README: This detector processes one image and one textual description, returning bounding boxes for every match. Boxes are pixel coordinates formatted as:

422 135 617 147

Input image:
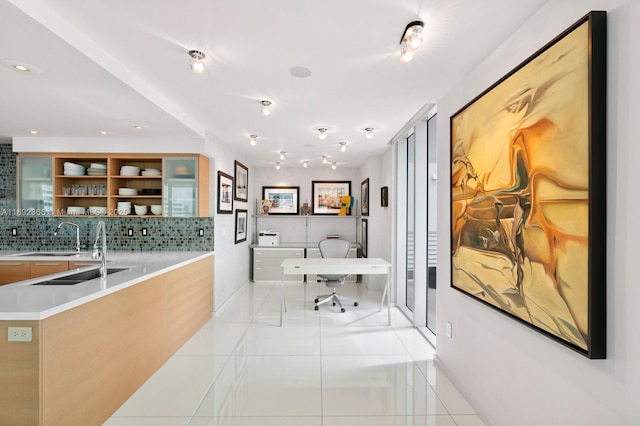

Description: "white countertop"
0 251 213 320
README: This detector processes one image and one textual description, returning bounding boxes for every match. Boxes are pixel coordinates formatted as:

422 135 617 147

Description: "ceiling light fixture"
188 50 206 73
275 162 281 170
303 160 308 168
322 155 328 164
339 142 347 152
249 134 258 146
332 162 337 170
13 64 29 72
261 100 272 116
400 21 424 63
318 128 328 140
279 151 286 160
100 131 109 135
365 127 374 139
29 130 38 135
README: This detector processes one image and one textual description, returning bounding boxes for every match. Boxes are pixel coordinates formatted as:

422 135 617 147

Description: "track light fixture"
188 50 206 73
400 21 424 63
275 162 281 170
339 142 347 152
331 162 337 170
365 127 374 139
303 160 308 168
322 155 328 164
279 151 286 160
249 134 258 146
318 128 328 140
261 100 272 116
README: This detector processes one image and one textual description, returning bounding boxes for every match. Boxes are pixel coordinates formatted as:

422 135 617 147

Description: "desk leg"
280 273 287 327
380 270 391 326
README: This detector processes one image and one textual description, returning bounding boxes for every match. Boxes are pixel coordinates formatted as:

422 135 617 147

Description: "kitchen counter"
0 250 213 320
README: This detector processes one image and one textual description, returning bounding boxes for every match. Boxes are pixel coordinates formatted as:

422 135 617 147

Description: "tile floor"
104 282 485 426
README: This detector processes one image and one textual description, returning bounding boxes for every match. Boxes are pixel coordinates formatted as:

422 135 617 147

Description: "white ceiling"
0 0 546 168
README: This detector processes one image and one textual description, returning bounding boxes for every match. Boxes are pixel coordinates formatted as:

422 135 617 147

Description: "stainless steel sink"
11 251 80 257
32 267 129 285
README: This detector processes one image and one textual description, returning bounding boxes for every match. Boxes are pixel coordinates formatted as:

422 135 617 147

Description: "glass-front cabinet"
17 156 53 216
163 157 199 217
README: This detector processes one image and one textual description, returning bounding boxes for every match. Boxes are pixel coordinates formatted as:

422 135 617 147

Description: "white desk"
280 257 392 326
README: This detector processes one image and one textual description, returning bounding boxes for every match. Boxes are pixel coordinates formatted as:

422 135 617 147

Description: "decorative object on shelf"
338 195 353 217
217 171 233 214
234 160 248 202
381 186 389 207
259 199 272 215
301 202 312 216
361 178 369 216
312 180 351 215
361 219 368 258
262 186 300 215
450 11 606 359
235 209 248 244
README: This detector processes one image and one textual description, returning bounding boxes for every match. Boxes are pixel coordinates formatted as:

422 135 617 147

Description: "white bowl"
118 188 138 196
120 166 140 176
63 170 86 176
134 205 147 216
117 201 132 207
90 163 107 169
64 162 85 170
150 205 162 215
117 208 131 215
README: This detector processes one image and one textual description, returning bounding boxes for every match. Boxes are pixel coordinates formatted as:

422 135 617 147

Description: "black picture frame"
217 171 233 214
361 178 369 216
262 186 300 215
234 209 248 244
449 11 606 359
311 180 351 215
234 160 248 202
381 186 389 207
361 219 368 258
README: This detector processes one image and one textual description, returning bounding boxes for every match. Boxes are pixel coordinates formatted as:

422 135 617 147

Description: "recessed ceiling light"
29 130 38 135
99 131 109 135
188 50 206 73
322 155 328 164
289 66 312 78
365 127 374 139
249 134 258 146
317 128 328 140
303 160 309 168
279 151 286 160
1 59 42 74
331 162 337 170
129 124 145 129
339 142 347 152
261 100 272 116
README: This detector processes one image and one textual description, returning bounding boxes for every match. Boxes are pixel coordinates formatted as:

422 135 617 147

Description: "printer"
258 230 280 246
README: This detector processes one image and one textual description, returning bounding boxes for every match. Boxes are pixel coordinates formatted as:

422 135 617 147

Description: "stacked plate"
120 165 141 176
67 206 86 215
117 201 131 215
88 206 107 215
141 168 161 177
118 187 138 196
87 163 107 176
63 162 86 176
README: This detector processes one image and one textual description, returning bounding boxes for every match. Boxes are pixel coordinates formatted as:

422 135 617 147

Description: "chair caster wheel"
314 298 319 303
354 302 359 307
341 308 346 313
332 302 336 306
314 306 319 311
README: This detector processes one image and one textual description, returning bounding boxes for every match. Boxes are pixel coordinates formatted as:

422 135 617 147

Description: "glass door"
17 156 53 215
163 157 198 217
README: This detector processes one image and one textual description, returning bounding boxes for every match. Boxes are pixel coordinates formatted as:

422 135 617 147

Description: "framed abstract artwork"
450 12 606 358
217 171 233 214
262 186 300 215
234 160 248 202
361 178 369 216
312 181 351 215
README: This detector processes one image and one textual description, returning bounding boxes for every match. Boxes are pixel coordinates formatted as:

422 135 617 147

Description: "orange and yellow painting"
450 14 606 356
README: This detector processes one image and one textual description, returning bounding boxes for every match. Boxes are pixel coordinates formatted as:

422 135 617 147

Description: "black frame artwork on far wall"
311 180 351 215
234 209 248 244
449 11 606 359
361 178 370 216
361 219 368 258
234 160 248 202
381 186 389 207
262 186 300 215
217 171 233 214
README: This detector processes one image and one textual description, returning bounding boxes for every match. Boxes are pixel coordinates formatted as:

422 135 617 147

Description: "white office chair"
314 238 358 312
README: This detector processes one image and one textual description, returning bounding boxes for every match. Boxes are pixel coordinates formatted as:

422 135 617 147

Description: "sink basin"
11 251 80 257
32 267 129 285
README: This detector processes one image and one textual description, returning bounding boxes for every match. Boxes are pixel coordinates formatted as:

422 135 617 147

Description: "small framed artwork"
217 171 233 214
381 186 389 207
361 178 370 216
234 160 248 202
235 209 248 244
312 180 351 215
361 219 368 258
262 186 300 215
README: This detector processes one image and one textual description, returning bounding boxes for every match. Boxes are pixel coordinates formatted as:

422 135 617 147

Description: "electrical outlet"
8 326 32 342
198 229 204 237
11 228 17 236
446 321 452 338
127 228 133 237
141 228 148 236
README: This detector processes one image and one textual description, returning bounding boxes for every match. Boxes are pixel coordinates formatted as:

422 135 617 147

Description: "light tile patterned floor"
104 282 484 426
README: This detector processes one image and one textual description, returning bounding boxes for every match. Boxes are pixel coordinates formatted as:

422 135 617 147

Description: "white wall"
436 1 639 425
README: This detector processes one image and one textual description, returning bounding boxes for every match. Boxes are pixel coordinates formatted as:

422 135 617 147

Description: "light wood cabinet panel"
0 261 30 285
30 261 68 279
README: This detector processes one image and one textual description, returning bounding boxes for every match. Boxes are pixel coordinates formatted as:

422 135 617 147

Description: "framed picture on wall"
235 209 248 244
217 171 233 214
262 186 300 215
312 180 351 215
234 160 248 202
381 186 389 207
361 219 368 258
361 178 369 216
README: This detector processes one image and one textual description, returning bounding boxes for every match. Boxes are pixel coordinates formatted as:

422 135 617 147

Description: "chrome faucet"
54 221 81 252
92 221 108 281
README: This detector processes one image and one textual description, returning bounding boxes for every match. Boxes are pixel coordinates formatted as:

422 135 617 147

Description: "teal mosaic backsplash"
0 143 214 252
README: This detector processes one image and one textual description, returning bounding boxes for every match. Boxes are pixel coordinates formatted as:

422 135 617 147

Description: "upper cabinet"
16 153 209 217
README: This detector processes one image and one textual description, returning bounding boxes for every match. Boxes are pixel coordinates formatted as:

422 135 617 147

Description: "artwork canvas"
262 186 300 215
450 12 606 358
217 171 233 214
234 161 248 202
361 219 368 258
235 209 248 244
361 178 369 216
312 181 351 215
